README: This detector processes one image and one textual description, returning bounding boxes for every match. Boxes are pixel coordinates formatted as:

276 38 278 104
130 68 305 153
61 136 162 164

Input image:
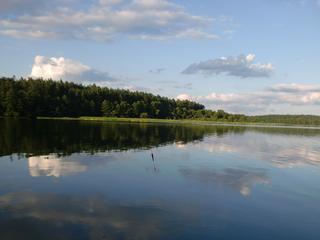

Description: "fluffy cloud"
177 83 320 114
182 54 274 78
0 0 218 41
30 55 115 83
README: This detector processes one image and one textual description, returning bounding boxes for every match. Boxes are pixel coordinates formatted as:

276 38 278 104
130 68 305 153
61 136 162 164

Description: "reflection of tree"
0 192 175 240
0 119 245 157
180 168 270 196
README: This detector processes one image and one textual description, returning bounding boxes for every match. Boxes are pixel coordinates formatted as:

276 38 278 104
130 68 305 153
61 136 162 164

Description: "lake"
0 119 319 239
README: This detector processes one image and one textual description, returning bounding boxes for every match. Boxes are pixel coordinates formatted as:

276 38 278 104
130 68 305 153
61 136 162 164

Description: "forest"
0 77 243 121
1 77 320 125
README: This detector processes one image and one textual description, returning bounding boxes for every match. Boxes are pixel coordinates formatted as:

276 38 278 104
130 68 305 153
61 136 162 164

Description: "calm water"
0 119 320 239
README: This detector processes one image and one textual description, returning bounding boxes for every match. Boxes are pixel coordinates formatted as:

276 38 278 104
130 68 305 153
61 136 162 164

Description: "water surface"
0 119 319 239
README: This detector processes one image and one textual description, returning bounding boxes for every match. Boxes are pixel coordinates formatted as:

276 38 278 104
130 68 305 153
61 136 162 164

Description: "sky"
0 0 319 115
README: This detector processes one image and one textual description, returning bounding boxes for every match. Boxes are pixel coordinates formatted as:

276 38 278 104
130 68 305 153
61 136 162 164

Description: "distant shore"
35 116 320 129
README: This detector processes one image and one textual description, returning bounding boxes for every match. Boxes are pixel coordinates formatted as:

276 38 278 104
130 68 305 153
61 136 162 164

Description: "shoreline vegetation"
1 77 320 127
36 116 320 129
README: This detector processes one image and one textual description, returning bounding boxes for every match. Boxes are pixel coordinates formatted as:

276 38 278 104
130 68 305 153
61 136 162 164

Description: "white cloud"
0 29 58 39
177 83 320 114
176 94 190 101
30 55 115 83
182 54 274 78
29 55 167 91
0 0 218 41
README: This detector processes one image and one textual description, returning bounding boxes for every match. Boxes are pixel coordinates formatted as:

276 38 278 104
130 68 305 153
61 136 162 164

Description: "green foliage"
140 112 148 118
1 77 319 125
0 78 205 119
101 100 112 116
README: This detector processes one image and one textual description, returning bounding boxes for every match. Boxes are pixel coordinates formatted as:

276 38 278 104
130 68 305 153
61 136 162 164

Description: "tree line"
1 77 320 125
0 77 242 120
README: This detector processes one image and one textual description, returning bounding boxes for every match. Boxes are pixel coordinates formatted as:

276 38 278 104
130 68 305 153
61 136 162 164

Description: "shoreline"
33 116 320 130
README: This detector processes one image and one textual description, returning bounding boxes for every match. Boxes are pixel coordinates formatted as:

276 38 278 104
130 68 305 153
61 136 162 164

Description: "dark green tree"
101 100 113 116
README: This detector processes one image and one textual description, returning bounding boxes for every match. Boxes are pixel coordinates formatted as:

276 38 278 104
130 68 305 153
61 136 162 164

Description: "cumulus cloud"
177 83 320 114
0 0 218 41
30 55 115 83
182 54 274 78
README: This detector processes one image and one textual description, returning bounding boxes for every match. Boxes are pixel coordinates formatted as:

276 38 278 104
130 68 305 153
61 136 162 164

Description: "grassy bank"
36 116 320 129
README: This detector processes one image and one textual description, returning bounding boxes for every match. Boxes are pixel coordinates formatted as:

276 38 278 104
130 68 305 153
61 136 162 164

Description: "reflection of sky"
28 155 87 177
27 153 119 178
180 168 270 196
1 128 320 239
175 131 320 168
0 192 171 240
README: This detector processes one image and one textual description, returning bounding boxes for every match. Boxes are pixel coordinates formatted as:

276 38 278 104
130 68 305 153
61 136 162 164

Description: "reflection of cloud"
180 168 269 196
175 142 236 153
177 132 320 168
0 192 170 239
28 155 87 177
274 147 320 168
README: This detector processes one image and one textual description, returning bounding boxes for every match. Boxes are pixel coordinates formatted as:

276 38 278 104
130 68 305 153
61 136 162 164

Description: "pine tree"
101 100 112 116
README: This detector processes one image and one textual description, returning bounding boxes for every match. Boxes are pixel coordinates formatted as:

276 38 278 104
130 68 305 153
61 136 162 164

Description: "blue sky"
0 0 319 114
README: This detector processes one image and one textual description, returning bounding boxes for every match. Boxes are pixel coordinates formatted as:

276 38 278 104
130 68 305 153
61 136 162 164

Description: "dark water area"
0 119 319 239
